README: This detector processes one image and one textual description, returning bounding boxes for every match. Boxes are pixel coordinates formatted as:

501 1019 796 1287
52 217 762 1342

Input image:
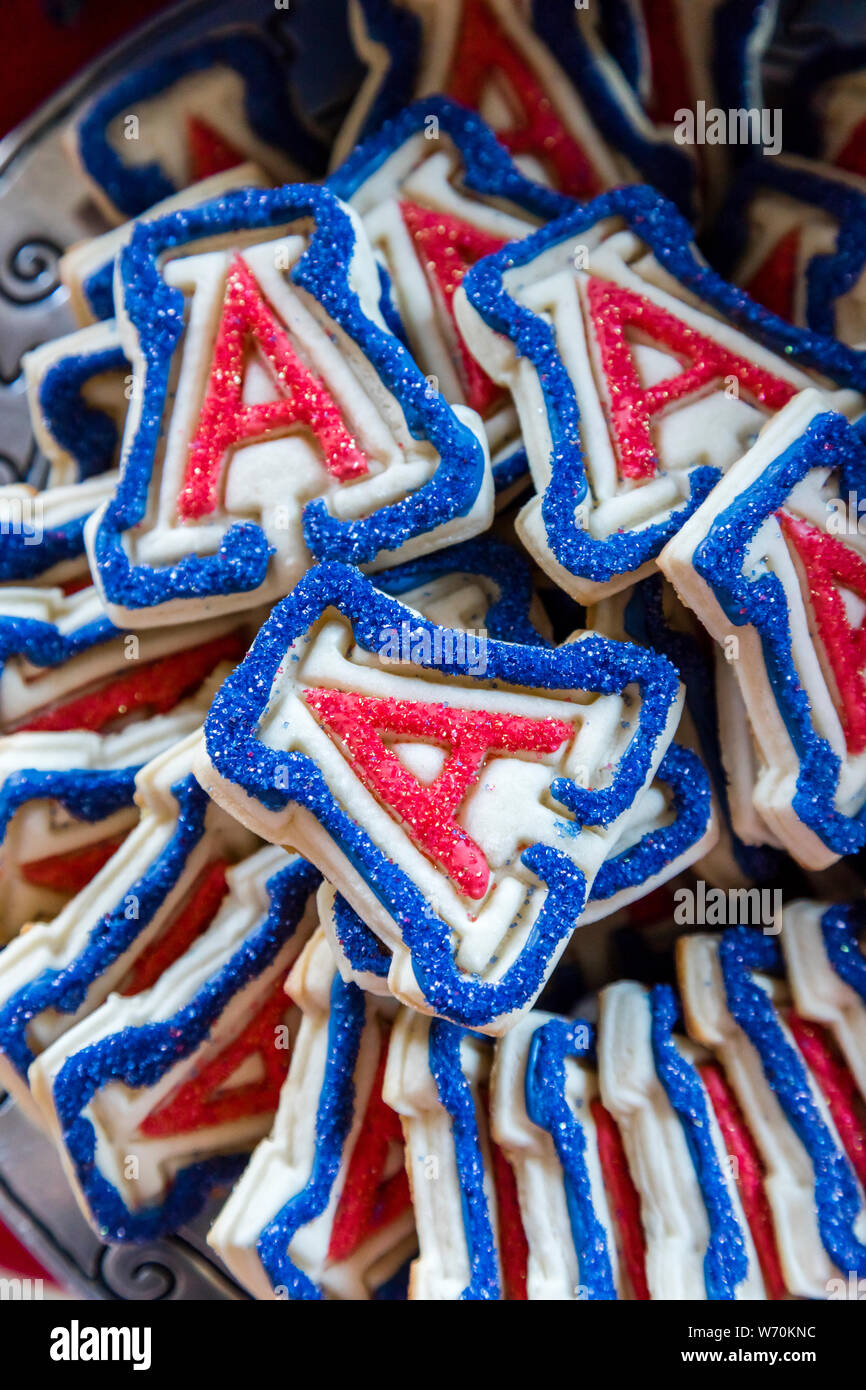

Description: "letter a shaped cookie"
86 183 492 628
329 98 572 499
491 1010 648 1299
677 929 866 1298
598 979 766 1300
0 732 258 1116
209 929 416 1300
458 185 864 605
29 848 319 1241
195 563 683 1034
662 389 866 868
337 0 694 211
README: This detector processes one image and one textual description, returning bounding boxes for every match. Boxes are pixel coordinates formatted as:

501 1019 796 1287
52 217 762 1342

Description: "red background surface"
0 0 179 138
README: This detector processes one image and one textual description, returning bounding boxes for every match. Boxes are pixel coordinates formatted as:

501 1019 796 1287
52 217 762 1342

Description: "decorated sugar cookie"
314 553 714 996
457 185 864 605
598 979 766 1300
677 929 866 1298
208 929 415 1300
382 1004 520 1300
0 475 117 588
714 155 866 347
589 573 784 885
29 848 319 1241
0 582 250 735
490 1009 647 1299
0 673 227 944
68 32 325 223
0 733 259 1117
781 900 866 1107
195 563 684 1034
660 389 866 868
0 587 249 940
526 0 696 212
338 0 694 211
330 98 571 498
86 183 492 628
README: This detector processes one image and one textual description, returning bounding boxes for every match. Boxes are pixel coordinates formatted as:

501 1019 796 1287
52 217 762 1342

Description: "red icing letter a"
303 689 573 900
400 200 506 416
178 255 368 520
585 276 797 481
140 976 293 1137
778 512 866 754
448 0 601 198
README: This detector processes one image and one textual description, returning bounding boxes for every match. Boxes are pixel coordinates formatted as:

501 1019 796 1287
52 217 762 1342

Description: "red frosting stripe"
178 254 368 521
140 974 294 1138
20 631 247 734
639 0 693 126
591 1098 650 1300
399 200 506 416
584 275 797 480
327 1030 412 1263
448 0 602 198
699 1060 787 1301
20 836 125 895
787 1011 866 1190
744 227 801 324
303 688 573 900
777 511 866 755
119 859 230 997
489 1131 528 1301
185 113 246 181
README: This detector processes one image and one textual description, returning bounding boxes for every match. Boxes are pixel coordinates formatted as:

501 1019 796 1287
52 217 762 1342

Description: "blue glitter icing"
93 183 489 614
590 744 712 899
48 857 321 1242
0 605 119 682
428 1019 500 1300
818 902 866 1005
76 34 326 218
713 158 866 341
331 894 391 980
0 516 96 587
692 408 866 856
650 983 751 1300
203 563 680 1029
0 767 139 848
524 1016 618 1298
38 343 129 481
81 261 116 323
530 0 696 216
329 95 572 220
373 534 550 646
719 927 866 1276
329 96 571 497
462 184 866 589
0 775 210 1079
256 973 367 1300
622 574 784 882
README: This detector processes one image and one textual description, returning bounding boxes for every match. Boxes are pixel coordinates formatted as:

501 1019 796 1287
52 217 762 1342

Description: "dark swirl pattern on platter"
0 238 64 306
